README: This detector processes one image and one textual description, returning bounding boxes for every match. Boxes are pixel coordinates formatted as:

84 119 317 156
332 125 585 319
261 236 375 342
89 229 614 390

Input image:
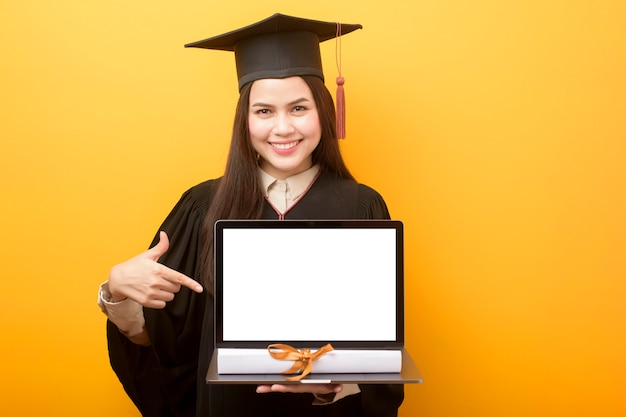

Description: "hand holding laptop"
256 383 342 395
108 231 204 308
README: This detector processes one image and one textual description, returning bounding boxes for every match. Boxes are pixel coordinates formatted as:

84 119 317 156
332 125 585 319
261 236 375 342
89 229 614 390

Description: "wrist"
102 282 128 304
109 294 128 303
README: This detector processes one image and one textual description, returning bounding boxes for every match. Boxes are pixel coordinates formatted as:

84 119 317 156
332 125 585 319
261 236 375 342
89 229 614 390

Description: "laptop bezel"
213 219 405 349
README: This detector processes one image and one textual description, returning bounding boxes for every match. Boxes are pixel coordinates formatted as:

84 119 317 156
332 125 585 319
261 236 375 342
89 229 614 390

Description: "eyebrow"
249 97 312 108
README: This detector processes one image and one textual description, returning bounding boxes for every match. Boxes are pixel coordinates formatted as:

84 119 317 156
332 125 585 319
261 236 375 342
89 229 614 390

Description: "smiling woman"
98 13 403 417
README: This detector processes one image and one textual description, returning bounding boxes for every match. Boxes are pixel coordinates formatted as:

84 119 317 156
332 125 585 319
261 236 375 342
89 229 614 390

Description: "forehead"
249 77 314 103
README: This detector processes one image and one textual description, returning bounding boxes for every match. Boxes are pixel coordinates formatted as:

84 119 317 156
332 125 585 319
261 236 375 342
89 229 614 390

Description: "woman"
99 13 404 417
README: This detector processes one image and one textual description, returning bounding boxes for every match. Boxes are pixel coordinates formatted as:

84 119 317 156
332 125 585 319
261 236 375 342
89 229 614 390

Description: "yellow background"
1 0 624 415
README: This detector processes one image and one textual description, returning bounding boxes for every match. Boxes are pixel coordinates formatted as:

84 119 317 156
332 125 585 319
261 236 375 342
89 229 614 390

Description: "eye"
292 105 306 113
254 108 271 115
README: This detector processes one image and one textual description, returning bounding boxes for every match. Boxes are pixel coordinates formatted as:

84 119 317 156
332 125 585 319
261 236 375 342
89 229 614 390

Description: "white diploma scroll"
217 348 402 374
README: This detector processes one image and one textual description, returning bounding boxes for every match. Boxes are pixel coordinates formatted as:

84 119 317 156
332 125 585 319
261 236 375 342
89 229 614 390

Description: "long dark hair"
199 75 355 292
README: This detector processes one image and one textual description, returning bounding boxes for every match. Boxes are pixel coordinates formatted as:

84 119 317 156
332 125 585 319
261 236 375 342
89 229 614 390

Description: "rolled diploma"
217 348 402 374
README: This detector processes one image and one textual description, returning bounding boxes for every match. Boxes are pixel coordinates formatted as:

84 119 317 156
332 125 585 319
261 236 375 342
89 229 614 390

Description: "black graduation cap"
184 13 362 91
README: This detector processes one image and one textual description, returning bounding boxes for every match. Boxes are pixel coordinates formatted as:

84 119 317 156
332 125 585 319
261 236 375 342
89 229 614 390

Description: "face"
248 76 322 180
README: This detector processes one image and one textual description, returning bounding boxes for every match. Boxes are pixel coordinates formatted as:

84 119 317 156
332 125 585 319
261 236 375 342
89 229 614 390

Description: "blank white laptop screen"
215 220 404 346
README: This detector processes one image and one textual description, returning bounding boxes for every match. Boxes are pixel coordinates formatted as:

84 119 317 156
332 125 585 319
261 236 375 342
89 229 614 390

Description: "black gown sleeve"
107 180 217 417
106 319 174 416
356 184 392 220
355 182 405 417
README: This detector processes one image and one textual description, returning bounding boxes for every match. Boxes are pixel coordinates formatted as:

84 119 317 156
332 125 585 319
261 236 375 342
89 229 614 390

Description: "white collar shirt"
258 164 321 214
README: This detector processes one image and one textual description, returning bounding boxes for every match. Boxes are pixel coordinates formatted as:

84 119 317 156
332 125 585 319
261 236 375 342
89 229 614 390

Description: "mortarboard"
185 13 363 138
184 13 362 90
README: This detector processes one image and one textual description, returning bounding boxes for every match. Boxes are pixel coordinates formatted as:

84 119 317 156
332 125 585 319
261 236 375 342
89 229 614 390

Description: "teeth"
271 141 299 150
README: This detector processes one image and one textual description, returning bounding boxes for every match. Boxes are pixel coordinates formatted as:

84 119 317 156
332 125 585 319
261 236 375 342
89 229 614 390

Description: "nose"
272 113 295 136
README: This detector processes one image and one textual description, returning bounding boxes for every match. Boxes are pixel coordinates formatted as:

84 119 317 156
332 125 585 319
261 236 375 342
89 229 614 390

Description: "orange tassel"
335 22 347 139
336 76 346 139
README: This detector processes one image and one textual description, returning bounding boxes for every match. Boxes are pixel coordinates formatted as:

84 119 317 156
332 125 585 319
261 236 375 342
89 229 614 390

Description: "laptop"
206 219 423 384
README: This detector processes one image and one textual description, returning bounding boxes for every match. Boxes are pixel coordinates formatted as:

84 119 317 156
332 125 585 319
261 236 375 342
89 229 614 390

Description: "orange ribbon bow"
267 343 334 381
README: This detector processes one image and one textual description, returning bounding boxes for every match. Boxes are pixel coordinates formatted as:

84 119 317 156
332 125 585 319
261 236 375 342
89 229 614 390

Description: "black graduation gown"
107 173 404 417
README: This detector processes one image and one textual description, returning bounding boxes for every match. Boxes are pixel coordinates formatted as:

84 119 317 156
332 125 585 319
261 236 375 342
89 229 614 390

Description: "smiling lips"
270 140 301 151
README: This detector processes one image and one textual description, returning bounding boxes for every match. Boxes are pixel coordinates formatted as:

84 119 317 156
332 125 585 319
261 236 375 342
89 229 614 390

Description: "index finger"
161 267 203 293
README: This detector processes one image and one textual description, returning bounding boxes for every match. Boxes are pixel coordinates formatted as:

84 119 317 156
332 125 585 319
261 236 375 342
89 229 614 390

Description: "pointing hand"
108 231 203 308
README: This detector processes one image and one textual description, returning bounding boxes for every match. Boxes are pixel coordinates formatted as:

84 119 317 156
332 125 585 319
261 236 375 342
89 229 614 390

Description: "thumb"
147 231 170 261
